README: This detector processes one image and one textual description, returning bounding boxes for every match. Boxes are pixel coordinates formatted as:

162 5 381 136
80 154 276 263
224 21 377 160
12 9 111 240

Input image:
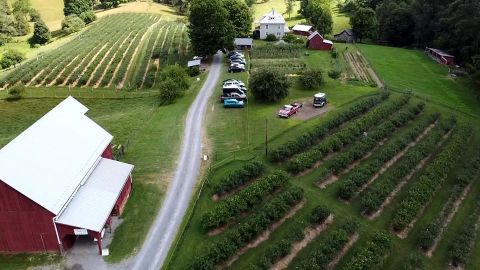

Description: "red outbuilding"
307 31 334 51
425 47 455 65
0 97 134 255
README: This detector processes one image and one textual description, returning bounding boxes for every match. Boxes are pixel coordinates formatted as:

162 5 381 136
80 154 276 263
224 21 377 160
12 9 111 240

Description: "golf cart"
313 93 327 107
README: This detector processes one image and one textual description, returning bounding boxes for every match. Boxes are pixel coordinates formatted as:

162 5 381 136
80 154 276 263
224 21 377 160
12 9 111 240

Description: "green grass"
0 253 61 270
358 44 480 117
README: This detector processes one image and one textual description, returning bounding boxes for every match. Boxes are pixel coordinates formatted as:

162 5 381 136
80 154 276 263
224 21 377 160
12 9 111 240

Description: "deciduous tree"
29 19 50 45
350 7 378 41
250 69 289 102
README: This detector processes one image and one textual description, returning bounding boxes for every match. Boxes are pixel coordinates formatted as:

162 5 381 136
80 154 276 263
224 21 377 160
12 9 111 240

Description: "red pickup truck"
278 103 303 118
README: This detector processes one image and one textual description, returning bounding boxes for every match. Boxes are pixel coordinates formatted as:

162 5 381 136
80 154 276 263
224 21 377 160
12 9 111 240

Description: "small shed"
425 47 455 65
307 31 333 51
292 24 314 36
334 29 355 43
234 38 253 50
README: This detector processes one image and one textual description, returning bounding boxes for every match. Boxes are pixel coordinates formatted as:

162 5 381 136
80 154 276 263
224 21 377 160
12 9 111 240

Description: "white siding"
260 23 285 39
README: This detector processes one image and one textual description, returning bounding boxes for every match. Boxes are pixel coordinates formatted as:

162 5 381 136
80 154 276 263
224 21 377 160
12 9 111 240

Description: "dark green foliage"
201 170 290 232
159 78 182 105
286 94 410 174
188 66 200 77
343 232 393 270
62 15 85 34
328 69 341 79
416 222 440 250
63 0 94 16
5 83 25 101
0 48 25 69
309 205 330 224
29 8 41 22
299 69 323 89
391 125 472 231
448 202 480 266
350 7 378 41
360 117 455 214
79 10 96 24
265 34 277 42
300 0 333 35
158 65 190 90
270 93 389 162
29 19 50 45
211 161 265 195
193 187 304 269
402 252 426 270
250 69 289 102
223 0 252 37
100 0 121 9
189 0 234 55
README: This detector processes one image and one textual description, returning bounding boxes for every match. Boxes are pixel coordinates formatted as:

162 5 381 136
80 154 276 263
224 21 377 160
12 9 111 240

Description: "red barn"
425 47 455 65
292 24 314 36
0 97 134 255
307 31 333 50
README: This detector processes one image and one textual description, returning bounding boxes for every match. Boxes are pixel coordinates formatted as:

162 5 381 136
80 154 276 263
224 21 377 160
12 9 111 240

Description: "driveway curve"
132 52 223 270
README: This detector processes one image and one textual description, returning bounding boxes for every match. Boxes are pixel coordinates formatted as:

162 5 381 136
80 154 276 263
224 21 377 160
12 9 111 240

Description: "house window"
277 32 281 36
278 26 280 30
266 24 269 29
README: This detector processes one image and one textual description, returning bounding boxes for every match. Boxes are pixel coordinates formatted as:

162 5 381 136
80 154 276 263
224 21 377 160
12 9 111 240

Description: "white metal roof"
292 24 313 32
188 59 201 67
315 93 326 98
234 38 253 46
258 9 286 24
0 97 113 214
56 158 133 231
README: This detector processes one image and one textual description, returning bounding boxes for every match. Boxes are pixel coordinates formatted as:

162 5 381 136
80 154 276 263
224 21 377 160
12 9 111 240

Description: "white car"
223 81 246 88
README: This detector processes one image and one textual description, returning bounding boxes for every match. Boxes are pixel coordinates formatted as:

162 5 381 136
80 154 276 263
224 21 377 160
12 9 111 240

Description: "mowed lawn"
358 44 480 116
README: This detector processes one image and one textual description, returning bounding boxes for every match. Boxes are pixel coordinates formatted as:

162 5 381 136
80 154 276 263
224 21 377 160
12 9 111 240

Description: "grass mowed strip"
358 44 480 116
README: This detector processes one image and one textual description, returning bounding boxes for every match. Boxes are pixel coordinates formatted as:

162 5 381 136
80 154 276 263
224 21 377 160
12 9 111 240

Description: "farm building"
425 47 455 65
256 9 289 40
234 38 253 50
0 97 134 255
307 31 333 50
334 29 355 43
292 24 314 36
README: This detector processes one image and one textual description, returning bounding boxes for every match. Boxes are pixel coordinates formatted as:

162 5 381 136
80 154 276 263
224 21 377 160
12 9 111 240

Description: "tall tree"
308 2 333 35
223 0 252 37
377 0 414 46
29 19 50 45
13 11 30 35
63 0 94 16
12 0 31 15
189 0 234 55
285 0 294 18
350 7 378 41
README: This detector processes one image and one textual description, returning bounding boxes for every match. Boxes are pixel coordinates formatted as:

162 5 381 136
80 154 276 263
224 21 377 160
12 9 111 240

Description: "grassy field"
358 44 480 117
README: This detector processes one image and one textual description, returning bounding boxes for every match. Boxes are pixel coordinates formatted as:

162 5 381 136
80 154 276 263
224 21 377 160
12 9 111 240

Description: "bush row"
316 100 422 185
448 200 480 266
248 205 332 270
286 95 413 174
360 117 456 214
391 125 472 231
292 218 360 269
132 24 163 88
401 253 426 270
343 232 393 270
192 186 305 270
211 161 265 196
336 108 433 200
415 151 480 250
201 170 289 232
269 93 389 162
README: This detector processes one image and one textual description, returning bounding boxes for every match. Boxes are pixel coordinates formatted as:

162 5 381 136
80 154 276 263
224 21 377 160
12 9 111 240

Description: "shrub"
299 69 323 89
211 161 265 195
250 69 289 102
402 253 426 270
6 83 25 101
343 232 393 270
79 11 96 24
188 66 200 77
158 64 190 90
265 34 277 41
29 8 41 22
309 205 330 224
328 69 341 79
416 223 440 250
29 19 50 45
449 205 480 266
62 15 85 34
0 49 25 69
331 48 338 58
159 78 182 104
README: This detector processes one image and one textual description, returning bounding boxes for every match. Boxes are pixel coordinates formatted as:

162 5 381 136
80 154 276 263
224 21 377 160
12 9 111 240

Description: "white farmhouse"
257 9 289 40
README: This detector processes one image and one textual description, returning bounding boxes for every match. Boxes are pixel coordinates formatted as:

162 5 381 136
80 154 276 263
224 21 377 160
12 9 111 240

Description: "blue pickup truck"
224 99 244 108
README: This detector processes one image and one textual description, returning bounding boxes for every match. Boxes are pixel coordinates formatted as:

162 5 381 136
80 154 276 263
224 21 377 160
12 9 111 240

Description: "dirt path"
219 200 306 269
367 128 453 220
116 20 161 89
93 32 134 88
327 233 359 270
270 215 334 270
426 184 472 257
83 36 125 87
71 44 108 87
350 123 436 201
